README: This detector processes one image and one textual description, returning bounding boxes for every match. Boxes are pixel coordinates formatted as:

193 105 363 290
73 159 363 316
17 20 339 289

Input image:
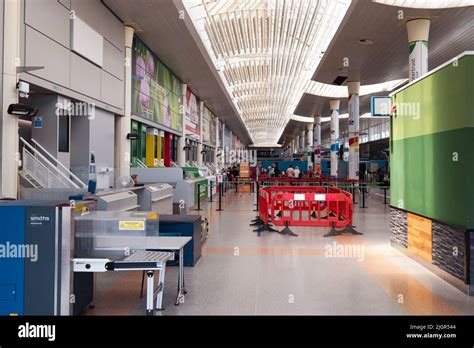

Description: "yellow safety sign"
119 221 145 230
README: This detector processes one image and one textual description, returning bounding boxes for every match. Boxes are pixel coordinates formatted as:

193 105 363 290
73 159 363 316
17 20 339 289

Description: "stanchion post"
254 181 259 212
209 181 213 203
383 187 388 205
196 184 202 211
361 182 368 208
217 182 223 211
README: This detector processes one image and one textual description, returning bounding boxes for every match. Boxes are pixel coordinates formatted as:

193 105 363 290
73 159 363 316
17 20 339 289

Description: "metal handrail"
22 148 70 188
136 159 147 168
30 138 87 188
20 137 81 189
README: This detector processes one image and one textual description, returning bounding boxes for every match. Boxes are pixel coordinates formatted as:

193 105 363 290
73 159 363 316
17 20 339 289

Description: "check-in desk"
131 167 201 210
96 191 139 211
137 184 173 214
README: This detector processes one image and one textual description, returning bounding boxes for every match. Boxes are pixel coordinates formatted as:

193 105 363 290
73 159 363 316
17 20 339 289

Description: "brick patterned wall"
390 207 407 248
432 221 466 281
469 231 473 292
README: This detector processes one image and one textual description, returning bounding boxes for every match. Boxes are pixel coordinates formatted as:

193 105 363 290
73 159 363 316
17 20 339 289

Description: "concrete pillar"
1 0 20 197
306 123 313 169
330 100 340 178
214 117 218 168
197 101 204 167
300 131 305 152
222 121 226 166
306 124 313 150
347 81 360 180
115 25 134 182
407 19 430 81
314 115 321 176
178 83 187 167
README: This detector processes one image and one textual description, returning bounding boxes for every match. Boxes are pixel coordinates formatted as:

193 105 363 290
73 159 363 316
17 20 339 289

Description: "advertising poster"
202 106 211 144
185 89 200 139
132 37 183 133
224 125 231 149
218 120 224 148
210 113 217 147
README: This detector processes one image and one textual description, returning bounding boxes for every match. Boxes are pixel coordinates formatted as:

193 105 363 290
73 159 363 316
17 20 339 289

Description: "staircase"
21 172 43 188
19 137 87 189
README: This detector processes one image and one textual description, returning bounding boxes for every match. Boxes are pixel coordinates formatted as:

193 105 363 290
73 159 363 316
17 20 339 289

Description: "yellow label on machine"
119 221 145 230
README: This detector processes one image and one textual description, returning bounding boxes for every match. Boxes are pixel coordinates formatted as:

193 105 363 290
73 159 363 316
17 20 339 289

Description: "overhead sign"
371 96 392 117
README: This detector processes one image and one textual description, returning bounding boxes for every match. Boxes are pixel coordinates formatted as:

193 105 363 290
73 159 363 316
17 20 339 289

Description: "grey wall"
70 107 115 188
70 112 90 182
90 108 115 188
20 0 124 114
29 95 60 158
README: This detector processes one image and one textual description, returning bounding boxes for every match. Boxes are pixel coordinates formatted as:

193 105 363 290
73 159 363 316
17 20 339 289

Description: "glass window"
58 115 69 153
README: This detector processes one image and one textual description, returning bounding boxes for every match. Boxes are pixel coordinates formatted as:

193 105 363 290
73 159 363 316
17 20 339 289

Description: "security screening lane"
84 186 474 316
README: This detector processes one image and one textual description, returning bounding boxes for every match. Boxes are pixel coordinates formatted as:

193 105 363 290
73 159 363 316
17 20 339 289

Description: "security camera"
17 81 30 98
7 103 38 117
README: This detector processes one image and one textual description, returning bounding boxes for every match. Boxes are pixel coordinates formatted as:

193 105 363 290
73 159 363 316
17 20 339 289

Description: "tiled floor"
83 189 474 316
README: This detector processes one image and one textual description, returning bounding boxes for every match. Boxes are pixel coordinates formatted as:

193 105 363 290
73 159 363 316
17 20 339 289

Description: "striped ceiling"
183 0 351 146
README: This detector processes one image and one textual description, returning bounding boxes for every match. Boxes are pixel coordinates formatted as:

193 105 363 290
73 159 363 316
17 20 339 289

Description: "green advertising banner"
132 37 183 133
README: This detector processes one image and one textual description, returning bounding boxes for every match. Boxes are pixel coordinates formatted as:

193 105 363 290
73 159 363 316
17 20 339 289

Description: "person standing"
286 165 295 178
294 166 301 179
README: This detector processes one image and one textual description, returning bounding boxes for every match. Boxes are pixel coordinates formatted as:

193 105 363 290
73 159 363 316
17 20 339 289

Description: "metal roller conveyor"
73 250 173 315
72 211 173 315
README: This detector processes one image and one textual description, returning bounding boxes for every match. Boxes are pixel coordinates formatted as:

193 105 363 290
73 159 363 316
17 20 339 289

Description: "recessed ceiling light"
358 39 374 46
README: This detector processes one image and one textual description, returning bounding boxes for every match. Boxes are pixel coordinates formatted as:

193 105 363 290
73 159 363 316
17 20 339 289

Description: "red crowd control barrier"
258 185 355 230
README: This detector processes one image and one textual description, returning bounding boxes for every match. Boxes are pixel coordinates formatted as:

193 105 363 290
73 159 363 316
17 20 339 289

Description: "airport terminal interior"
0 0 473 317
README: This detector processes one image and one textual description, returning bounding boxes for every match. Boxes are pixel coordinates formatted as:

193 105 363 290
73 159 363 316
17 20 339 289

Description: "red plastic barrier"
258 185 353 228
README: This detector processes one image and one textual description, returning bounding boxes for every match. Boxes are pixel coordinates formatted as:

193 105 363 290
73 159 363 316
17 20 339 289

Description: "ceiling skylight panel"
183 0 352 145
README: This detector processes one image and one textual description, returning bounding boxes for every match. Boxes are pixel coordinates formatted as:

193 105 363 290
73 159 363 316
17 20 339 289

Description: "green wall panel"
391 127 474 229
392 55 474 141
390 54 474 229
